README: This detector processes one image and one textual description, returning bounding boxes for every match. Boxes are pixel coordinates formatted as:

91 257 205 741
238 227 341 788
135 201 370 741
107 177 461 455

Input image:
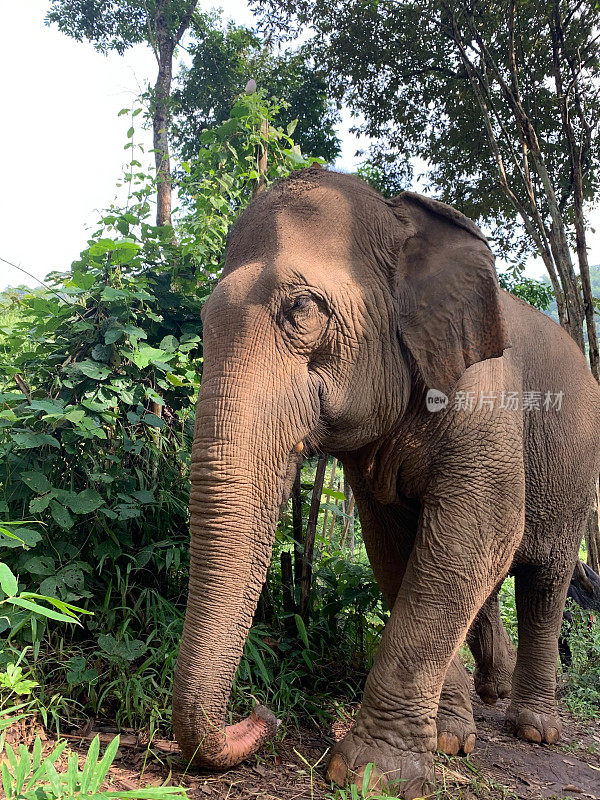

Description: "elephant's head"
172 167 509 767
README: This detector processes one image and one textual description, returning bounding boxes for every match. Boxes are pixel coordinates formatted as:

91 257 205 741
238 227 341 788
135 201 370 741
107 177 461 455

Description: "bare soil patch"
11 681 599 800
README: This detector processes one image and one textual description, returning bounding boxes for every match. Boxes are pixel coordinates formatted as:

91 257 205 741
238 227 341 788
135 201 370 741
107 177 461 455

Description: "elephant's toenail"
437 732 459 755
464 733 476 754
518 724 542 744
546 727 560 744
326 753 349 785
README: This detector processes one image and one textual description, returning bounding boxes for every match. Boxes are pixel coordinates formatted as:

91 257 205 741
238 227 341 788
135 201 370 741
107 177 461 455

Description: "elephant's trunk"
172 368 310 768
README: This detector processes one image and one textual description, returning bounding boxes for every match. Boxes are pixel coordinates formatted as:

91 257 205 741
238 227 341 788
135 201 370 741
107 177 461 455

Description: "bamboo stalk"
321 457 338 538
328 478 342 541
299 455 327 621
340 493 355 550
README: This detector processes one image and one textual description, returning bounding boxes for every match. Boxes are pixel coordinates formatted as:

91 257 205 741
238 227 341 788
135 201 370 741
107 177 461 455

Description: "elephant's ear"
387 191 511 394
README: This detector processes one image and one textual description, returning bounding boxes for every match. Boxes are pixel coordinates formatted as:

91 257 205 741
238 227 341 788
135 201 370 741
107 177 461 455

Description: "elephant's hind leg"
506 563 568 744
438 584 516 754
467 585 516 705
436 655 476 755
507 497 593 745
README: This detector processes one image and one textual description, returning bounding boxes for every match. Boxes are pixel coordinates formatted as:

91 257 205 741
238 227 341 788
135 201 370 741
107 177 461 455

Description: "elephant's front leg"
349 474 477 758
327 468 525 799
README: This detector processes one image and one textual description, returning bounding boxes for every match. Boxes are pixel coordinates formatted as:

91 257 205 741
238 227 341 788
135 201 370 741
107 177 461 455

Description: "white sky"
0 0 598 292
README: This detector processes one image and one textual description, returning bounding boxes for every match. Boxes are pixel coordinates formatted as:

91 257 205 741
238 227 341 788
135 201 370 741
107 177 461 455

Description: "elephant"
172 166 600 798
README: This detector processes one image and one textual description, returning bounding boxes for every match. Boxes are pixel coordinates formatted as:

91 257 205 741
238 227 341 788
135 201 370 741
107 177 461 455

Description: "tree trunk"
280 550 297 634
153 34 174 228
151 0 199 228
299 455 327 622
446 4 592 365
292 466 303 591
328 478 342 540
321 456 337 538
341 494 355 552
585 478 600 574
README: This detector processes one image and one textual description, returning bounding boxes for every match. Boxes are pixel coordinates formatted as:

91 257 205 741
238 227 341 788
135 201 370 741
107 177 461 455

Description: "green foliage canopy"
254 0 600 265
45 0 192 54
173 13 340 163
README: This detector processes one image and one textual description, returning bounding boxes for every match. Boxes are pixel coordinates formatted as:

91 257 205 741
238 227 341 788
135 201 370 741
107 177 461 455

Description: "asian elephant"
172 166 600 798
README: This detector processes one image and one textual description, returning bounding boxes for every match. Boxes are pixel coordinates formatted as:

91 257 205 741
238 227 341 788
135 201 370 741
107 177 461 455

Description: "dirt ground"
10 682 600 800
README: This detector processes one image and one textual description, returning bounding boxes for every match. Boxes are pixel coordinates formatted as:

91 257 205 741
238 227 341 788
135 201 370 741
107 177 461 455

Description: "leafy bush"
561 603 600 719
498 577 518 645
0 92 328 733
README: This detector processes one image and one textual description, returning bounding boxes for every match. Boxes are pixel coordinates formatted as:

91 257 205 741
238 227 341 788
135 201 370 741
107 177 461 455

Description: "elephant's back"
500 290 600 527
500 289 598 403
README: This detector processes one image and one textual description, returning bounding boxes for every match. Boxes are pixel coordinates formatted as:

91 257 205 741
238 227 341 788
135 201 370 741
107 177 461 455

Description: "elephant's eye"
290 296 316 314
279 293 328 342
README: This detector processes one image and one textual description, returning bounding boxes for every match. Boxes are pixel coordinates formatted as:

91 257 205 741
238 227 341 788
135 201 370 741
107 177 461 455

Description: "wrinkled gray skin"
172 168 600 798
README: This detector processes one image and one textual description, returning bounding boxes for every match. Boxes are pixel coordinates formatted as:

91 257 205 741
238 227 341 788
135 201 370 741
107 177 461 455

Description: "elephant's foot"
505 703 561 744
473 649 515 706
467 592 516 706
436 703 476 756
436 653 477 756
326 724 435 800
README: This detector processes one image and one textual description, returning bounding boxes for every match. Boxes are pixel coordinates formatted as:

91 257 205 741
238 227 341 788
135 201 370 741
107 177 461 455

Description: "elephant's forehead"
267 194 354 289
224 185 355 281
274 185 353 260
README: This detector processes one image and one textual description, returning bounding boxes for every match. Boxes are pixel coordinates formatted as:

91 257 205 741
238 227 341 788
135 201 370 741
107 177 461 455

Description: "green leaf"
1 761 12 800
81 733 100 793
142 413 164 428
20 471 51 494
77 360 112 380
50 500 74 530
322 488 346 501
30 399 65 415
159 334 178 353
12 431 60 449
9 597 81 624
69 271 95 290
94 735 121 789
101 791 188 798
105 325 124 344
111 240 141 265
65 488 104 515
82 398 112 412
64 408 86 424
117 506 141 520
131 489 154 504
92 343 112 361
29 494 52 513
122 324 147 341
101 286 129 301
128 345 176 369
88 238 116 257
66 656 98 686
0 562 18 596
0 527 42 549
294 614 310 650
22 556 55 576
165 372 185 387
